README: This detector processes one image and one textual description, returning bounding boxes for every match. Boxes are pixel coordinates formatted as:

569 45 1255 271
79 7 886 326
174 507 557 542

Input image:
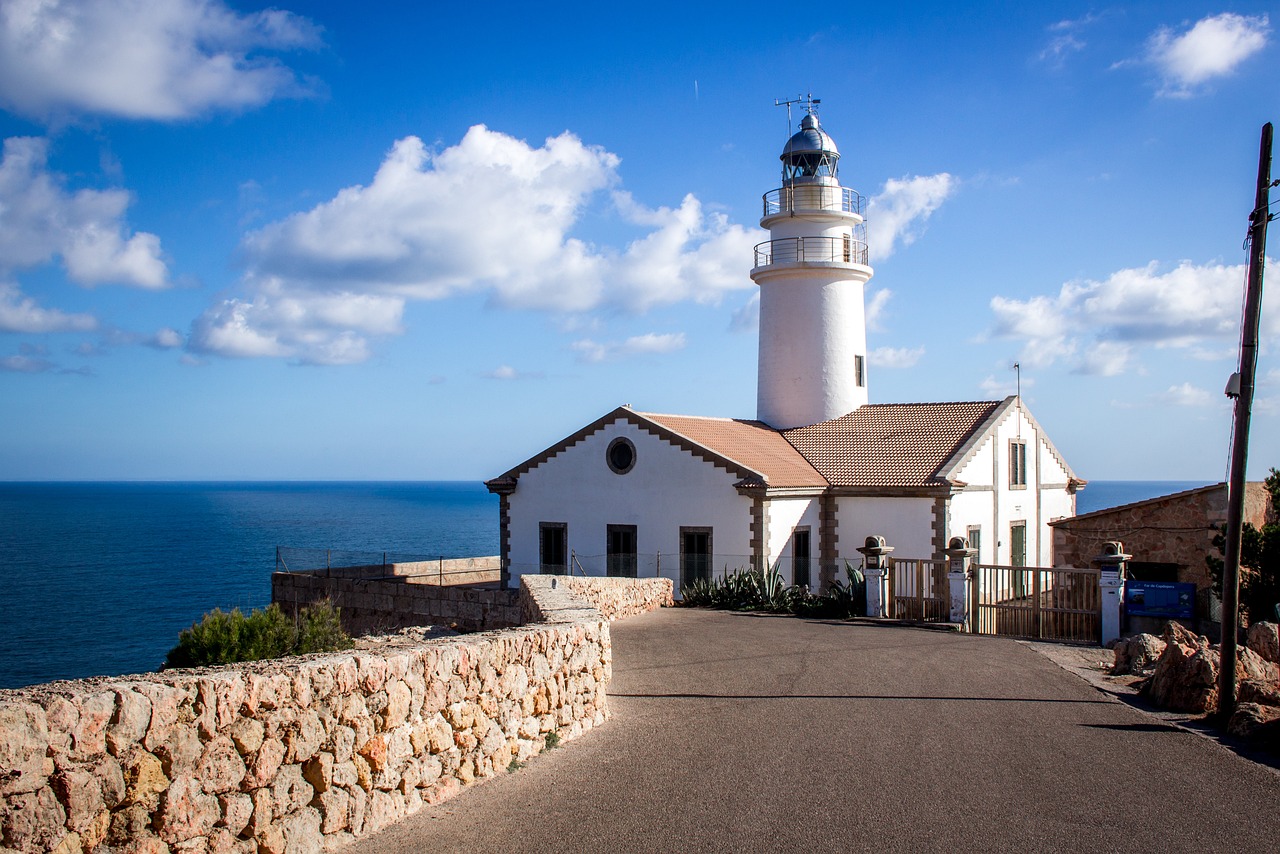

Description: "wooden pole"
1220 122 1273 720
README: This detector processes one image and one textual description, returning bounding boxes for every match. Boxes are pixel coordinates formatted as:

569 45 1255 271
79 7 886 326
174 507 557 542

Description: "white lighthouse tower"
752 101 874 429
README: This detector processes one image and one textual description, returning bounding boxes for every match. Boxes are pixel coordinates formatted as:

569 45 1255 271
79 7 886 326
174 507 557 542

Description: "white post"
1095 541 1131 647
857 536 894 618
944 536 977 627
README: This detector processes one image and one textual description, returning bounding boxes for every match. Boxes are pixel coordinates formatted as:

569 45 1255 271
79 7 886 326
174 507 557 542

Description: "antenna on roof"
1012 361 1021 401
774 93 820 137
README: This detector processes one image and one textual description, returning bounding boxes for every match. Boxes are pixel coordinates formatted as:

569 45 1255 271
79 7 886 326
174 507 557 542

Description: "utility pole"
1220 122 1274 720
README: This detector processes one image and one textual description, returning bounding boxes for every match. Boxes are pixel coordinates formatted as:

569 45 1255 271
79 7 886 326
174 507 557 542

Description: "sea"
0 479 1211 690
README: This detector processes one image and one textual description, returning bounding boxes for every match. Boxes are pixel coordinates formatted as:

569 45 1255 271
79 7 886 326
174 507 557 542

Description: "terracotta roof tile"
637 412 828 489
782 401 1004 487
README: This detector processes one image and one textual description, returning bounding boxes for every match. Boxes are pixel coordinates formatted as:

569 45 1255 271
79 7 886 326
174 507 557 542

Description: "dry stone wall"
560 577 674 621
0 578 615 853
272 572 521 635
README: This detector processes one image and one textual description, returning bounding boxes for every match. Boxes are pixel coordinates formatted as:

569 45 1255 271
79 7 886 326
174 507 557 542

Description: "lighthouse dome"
780 112 839 183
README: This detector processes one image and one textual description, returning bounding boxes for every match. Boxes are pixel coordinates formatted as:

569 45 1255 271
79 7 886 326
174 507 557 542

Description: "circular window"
606 437 636 474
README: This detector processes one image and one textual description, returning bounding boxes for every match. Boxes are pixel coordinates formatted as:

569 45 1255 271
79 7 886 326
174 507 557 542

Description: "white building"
486 104 1082 591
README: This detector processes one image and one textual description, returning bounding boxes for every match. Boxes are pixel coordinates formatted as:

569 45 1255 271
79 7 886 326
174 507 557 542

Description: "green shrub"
680 559 867 619
163 600 352 670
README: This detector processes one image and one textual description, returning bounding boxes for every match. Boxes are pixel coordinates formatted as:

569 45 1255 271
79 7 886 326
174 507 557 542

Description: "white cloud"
0 282 96 333
729 292 760 333
1154 382 1213 407
0 137 167 288
193 126 760 364
989 260 1274 373
149 327 184 349
0 353 55 373
866 174 955 260
0 0 321 120
865 288 893 331
869 346 924 369
1144 13 1270 96
483 365 543 381
1039 14 1098 67
980 373 1034 399
571 332 686 363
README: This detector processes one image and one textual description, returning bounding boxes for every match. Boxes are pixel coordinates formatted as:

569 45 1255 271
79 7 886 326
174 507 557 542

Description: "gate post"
1094 541 1130 646
944 536 977 628
857 536 893 618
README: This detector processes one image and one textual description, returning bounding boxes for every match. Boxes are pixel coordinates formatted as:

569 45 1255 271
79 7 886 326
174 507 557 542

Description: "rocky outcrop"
0 577 616 853
1246 621 1280 664
1140 622 1280 714
1112 634 1167 676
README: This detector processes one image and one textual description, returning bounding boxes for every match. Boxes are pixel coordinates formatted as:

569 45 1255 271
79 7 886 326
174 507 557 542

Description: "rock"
381 681 411 730
51 767 104 832
1227 702 1280 738
1239 677 1280 707
271 764 314 816
302 753 333 793
1141 623 1280 713
107 689 153 756
155 726 204 778
197 736 247 795
0 701 49 796
1 785 67 850
279 806 322 854
217 791 254 837
96 754 127 809
1112 633 1167 676
284 710 324 763
156 775 220 844
317 787 349 834
244 787 273 838
242 738 285 790
1247 621 1280 664
70 691 115 759
230 718 266 757
121 747 170 807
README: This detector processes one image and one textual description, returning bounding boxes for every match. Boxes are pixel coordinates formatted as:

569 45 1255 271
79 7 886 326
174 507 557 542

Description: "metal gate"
971 564 1101 643
887 558 949 622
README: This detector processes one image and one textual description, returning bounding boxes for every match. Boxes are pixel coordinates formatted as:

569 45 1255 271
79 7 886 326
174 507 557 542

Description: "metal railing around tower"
753 236 870 268
763 185 865 217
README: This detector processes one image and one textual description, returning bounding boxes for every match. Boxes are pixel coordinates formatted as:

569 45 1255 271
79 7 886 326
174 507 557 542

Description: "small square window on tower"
854 354 865 387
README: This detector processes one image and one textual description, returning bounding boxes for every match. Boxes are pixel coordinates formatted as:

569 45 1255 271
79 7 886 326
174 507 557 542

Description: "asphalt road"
353 608 1280 852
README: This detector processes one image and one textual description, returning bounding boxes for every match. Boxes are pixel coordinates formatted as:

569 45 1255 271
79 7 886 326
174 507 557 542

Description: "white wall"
505 418 753 589
949 405 1072 567
766 496 820 585
836 496 935 561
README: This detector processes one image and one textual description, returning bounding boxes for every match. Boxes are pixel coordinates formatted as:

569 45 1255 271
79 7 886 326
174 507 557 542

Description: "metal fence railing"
753 235 870 268
763 185 865 217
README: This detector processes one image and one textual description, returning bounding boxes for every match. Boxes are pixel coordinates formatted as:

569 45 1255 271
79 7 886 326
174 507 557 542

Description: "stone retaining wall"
559 577 674 621
272 573 521 635
0 578 610 853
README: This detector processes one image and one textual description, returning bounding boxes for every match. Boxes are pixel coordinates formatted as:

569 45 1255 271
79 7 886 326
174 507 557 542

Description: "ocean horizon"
0 478 1213 690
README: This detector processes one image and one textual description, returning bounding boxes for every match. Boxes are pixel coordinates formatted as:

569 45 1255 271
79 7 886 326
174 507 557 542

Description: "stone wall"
0 578 611 853
307 557 501 588
272 573 521 635
1051 483 1271 589
559 577 674 621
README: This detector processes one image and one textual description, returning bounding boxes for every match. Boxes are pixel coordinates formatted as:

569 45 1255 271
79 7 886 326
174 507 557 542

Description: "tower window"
607 436 636 474
843 233 852 262
854 354 865 387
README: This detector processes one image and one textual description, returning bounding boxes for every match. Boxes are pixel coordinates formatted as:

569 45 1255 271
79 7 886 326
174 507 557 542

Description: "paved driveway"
355 608 1280 852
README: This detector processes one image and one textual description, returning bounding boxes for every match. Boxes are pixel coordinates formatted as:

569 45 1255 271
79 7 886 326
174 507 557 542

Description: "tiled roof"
637 412 829 489
781 401 1005 487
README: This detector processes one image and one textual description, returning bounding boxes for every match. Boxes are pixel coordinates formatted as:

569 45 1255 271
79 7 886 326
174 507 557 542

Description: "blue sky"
0 0 1277 482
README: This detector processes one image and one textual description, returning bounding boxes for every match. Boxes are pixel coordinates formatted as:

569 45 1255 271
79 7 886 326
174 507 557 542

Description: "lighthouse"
752 102 874 429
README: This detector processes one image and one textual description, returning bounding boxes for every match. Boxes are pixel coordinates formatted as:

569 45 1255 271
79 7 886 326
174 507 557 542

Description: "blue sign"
1126 580 1195 620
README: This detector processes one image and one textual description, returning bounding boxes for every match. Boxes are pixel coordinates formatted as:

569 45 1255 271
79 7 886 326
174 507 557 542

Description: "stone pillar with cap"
1094 541 1130 646
944 536 977 626
857 535 894 618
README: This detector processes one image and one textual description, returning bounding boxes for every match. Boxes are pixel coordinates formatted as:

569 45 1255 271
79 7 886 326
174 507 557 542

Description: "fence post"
1095 541 1130 646
944 537 977 628
857 536 893 618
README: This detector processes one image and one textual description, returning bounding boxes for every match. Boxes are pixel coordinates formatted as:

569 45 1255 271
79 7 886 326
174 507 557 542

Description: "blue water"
1075 480 1215 516
0 479 1213 690
0 482 496 689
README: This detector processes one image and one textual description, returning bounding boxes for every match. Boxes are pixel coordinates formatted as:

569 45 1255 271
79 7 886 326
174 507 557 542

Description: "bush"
163 600 352 670
679 560 865 618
